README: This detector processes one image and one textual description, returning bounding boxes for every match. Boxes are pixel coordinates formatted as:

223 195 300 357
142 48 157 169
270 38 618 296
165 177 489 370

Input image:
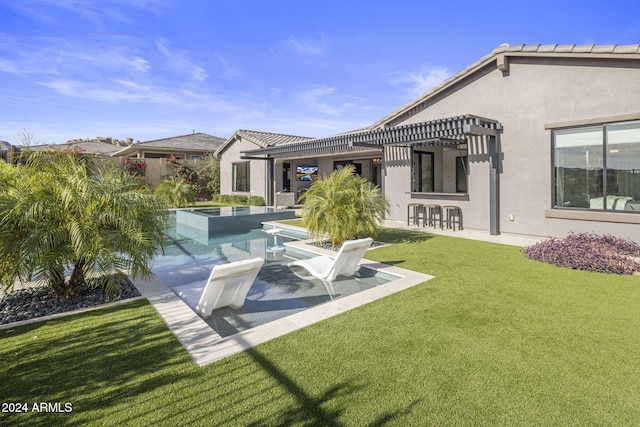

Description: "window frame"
232 161 250 192
411 150 434 193
552 120 640 213
456 155 469 193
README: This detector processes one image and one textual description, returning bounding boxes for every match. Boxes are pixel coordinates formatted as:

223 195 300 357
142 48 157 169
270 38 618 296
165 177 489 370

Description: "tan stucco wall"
384 56 640 240
106 157 204 189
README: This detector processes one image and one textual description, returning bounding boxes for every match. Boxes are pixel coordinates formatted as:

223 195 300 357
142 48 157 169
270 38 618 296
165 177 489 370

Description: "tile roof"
374 43 640 127
111 132 227 157
28 141 124 155
135 132 226 151
215 129 313 157
501 43 640 54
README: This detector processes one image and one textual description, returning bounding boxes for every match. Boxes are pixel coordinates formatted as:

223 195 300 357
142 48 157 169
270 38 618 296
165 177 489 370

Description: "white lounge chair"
288 238 373 282
193 257 264 317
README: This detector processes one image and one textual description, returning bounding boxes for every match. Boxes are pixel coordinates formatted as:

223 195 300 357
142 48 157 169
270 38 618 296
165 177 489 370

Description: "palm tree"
300 164 389 246
154 175 196 208
0 151 167 298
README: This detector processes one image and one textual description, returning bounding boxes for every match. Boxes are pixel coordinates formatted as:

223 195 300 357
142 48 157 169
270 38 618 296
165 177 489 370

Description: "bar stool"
424 204 442 228
407 203 425 226
441 205 463 231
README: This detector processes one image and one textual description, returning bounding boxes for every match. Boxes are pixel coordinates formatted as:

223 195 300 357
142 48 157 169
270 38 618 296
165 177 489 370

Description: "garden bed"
522 232 640 274
0 279 141 325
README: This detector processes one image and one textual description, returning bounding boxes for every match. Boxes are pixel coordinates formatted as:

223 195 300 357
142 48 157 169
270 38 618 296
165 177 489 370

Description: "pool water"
152 212 395 337
176 206 296 238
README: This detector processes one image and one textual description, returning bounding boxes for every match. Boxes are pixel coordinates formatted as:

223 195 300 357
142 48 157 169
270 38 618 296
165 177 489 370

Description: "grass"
2 229 640 425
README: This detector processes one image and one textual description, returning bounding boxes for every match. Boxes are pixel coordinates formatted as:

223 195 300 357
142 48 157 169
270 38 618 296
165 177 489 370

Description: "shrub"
300 164 389 246
522 232 640 275
123 159 146 177
248 196 266 206
0 151 166 298
211 194 265 206
166 155 198 183
198 154 220 197
154 176 196 208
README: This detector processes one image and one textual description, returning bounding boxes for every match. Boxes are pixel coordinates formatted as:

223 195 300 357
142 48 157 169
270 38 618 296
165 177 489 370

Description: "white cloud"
36 77 239 114
156 41 208 81
37 78 169 103
297 85 358 116
130 56 151 73
4 0 167 24
0 35 150 77
213 52 242 78
282 34 328 56
390 65 453 97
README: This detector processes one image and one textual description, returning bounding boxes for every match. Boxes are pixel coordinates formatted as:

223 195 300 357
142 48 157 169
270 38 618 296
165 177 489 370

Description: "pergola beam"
241 114 501 159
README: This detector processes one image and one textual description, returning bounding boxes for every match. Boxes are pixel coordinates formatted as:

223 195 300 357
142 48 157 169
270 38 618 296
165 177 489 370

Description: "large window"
412 151 434 192
553 120 640 211
232 161 250 192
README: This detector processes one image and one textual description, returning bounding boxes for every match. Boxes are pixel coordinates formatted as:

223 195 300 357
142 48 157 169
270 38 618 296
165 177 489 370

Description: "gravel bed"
0 279 141 325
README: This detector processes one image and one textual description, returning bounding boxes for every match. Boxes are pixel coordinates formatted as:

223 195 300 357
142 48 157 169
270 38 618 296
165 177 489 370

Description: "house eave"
373 43 640 128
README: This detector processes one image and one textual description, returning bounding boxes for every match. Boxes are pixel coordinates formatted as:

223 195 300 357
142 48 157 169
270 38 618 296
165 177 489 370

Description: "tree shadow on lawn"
376 228 435 245
1 299 421 427
241 346 422 427
0 300 192 426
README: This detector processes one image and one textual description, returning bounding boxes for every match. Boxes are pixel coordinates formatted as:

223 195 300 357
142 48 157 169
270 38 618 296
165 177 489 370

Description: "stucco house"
112 132 225 160
221 43 640 241
110 132 226 188
215 130 316 206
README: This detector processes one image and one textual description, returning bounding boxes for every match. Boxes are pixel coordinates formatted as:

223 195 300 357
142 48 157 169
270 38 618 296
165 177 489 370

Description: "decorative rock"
0 280 141 325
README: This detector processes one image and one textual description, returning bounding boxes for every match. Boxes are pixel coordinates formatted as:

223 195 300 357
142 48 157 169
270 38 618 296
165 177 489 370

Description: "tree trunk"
51 259 85 299
49 266 67 298
66 259 86 298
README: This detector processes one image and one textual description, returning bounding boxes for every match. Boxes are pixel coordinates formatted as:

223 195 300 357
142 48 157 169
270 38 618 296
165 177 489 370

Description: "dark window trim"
232 161 250 192
412 150 434 193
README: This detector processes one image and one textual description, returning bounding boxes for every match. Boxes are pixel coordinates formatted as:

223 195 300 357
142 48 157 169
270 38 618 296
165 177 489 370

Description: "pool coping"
134 240 433 367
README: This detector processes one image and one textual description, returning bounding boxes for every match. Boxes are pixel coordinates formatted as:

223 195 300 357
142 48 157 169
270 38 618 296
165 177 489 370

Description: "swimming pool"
153 211 397 337
176 206 297 238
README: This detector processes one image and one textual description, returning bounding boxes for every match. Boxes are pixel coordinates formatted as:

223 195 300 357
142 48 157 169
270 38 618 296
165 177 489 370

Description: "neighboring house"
14 138 129 165
229 43 640 241
23 133 226 189
112 132 226 188
112 132 225 160
215 130 316 205
26 138 129 156
0 140 15 163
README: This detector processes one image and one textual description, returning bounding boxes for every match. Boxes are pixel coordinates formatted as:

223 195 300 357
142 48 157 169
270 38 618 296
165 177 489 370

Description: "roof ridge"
494 43 640 54
139 132 226 144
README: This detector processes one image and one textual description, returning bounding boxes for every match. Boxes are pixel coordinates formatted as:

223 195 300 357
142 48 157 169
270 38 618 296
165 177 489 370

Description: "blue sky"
1 0 639 144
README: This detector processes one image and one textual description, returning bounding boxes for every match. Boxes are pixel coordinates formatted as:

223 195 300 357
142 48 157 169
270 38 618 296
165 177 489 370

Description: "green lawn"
2 228 640 426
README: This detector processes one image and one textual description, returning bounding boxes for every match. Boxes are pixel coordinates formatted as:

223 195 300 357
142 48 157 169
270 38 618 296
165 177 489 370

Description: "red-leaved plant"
522 232 640 275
